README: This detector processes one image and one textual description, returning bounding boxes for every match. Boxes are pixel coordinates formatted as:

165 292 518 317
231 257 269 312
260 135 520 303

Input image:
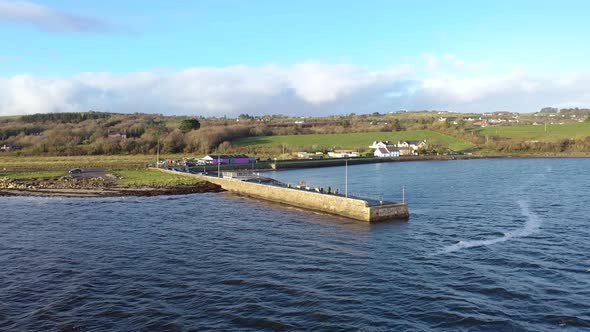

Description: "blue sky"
0 0 589 115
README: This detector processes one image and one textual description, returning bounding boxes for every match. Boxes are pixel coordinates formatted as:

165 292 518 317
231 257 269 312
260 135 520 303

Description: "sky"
1 0 589 116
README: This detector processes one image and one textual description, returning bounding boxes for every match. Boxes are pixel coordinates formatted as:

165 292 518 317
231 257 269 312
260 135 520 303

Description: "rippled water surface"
1 158 590 331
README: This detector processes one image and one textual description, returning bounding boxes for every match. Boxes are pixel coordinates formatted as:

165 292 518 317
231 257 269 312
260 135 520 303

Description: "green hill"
233 130 474 151
477 122 590 141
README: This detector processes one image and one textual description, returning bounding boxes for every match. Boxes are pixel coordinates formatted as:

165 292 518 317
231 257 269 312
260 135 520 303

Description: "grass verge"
112 169 205 187
0 154 187 172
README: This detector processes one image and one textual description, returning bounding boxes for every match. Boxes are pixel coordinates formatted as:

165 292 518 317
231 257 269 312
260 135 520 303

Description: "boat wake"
439 200 541 254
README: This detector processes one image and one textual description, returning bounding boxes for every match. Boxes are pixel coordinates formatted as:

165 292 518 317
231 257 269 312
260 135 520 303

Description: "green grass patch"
233 130 474 151
477 122 590 141
0 170 65 179
0 115 20 120
0 154 187 172
113 169 205 186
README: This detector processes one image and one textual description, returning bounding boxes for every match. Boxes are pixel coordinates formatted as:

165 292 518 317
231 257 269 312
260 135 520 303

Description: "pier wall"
154 169 408 222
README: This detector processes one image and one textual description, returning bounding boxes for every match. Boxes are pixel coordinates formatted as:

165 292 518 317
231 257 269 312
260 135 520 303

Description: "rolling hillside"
477 122 590 141
233 130 475 151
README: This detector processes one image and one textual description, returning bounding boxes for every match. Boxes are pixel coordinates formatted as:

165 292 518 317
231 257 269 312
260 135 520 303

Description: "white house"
374 147 400 158
369 140 400 158
297 152 312 159
327 150 360 158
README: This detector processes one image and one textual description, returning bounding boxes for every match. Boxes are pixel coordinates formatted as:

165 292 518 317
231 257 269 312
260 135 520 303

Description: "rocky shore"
0 176 223 197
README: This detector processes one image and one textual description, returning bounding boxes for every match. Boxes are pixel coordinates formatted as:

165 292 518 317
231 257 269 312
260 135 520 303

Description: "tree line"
2 111 590 156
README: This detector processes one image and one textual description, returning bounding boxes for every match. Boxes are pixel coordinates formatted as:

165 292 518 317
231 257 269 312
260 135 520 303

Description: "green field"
0 115 20 120
113 169 205 186
0 154 186 172
233 130 475 151
478 122 590 141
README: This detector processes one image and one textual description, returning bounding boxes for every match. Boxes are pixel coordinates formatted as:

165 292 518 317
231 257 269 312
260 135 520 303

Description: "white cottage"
374 147 400 158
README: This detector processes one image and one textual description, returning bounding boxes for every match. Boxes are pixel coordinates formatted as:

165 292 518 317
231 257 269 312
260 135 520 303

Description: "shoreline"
2 154 589 198
250 154 590 172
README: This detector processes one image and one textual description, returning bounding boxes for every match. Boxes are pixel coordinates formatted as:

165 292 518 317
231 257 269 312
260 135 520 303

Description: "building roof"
202 154 252 159
399 140 426 145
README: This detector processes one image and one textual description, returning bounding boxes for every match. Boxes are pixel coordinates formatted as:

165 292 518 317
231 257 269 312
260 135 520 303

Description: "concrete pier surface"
154 169 409 222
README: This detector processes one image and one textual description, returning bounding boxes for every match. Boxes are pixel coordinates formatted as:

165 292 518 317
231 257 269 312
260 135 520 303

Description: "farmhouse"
369 141 400 158
200 154 256 165
374 147 400 158
397 140 427 156
107 129 127 139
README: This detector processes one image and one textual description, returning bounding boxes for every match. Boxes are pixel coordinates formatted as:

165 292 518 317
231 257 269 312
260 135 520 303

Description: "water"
1 158 589 331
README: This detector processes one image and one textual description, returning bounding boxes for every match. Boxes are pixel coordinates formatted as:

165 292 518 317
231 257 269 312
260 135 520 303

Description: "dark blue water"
1 159 589 331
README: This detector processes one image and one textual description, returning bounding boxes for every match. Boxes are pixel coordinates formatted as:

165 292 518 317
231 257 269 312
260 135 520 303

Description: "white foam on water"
439 200 541 254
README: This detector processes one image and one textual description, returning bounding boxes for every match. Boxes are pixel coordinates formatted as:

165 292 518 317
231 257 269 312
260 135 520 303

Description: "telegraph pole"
156 137 160 168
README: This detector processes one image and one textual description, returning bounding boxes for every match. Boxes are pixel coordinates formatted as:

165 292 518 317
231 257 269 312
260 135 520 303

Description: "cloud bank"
0 0 115 32
1 61 589 116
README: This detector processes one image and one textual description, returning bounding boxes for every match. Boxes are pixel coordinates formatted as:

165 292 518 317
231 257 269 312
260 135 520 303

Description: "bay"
1 158 589 331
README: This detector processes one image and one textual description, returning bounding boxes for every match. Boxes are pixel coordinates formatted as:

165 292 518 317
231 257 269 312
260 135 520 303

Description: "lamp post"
345 159 348 197
402 185 405 204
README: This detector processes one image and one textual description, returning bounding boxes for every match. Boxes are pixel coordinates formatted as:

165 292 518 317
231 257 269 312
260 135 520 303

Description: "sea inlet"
1 158 589 330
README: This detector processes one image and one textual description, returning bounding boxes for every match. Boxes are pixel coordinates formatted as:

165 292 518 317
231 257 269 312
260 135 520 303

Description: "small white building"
297 152 313 159
370 140 400 158
327 151 360 158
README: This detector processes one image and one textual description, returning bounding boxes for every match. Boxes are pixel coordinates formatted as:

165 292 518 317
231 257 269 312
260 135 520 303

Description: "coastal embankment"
0 171 222 197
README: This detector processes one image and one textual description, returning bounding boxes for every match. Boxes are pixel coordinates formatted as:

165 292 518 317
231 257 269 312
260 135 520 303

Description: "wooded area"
2 109 590 157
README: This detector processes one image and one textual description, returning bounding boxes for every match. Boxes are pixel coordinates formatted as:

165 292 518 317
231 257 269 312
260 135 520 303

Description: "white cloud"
423 53 439 71
1 62 590 116
0 0 116 32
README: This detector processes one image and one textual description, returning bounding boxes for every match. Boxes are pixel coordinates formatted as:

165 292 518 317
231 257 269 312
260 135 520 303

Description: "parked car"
69 168 83 174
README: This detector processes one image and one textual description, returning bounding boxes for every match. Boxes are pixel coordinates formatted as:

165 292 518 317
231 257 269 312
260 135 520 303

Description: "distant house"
297 152 313 159
369 141 399 158
374 147 400 158
327 150 359 158
200 154 256 165
108 129 127 139
0 144 16 152
397 140 427 156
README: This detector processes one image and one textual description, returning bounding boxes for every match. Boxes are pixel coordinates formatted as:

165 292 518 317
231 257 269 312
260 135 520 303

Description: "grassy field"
233 130 475 151
0 170 65 179
0 115 20 120
0 154 186 172
113 169 205 186
477 122 590 141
